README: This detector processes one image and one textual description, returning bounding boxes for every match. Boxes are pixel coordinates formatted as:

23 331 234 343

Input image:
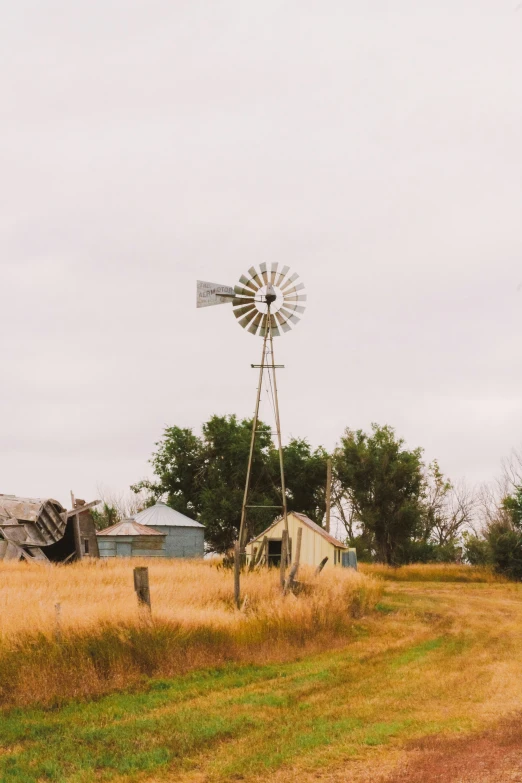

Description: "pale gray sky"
1 1 521 508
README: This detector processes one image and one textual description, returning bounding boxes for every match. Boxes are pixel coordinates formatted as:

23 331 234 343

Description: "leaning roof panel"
97 519 165 537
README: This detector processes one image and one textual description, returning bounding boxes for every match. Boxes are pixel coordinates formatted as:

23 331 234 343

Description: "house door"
116 541 132 558
268 539 282 567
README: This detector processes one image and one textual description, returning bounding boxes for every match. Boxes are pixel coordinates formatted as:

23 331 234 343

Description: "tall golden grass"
360 562 504 583
0 558 380 709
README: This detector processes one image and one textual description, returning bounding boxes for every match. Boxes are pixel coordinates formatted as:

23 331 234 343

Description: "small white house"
246 511 356 569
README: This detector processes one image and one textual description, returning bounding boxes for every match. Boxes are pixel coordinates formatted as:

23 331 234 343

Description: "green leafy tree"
501 486 522 528
198 415 276 552
131 426 204 519
334 424 426 565
91 503 119 531
133 415 331 553
278 438 329 524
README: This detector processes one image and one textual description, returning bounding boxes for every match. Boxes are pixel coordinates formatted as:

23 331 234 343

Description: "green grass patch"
0 584 504 783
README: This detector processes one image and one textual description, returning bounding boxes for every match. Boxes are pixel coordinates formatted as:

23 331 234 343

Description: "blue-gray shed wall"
98 535 166 558
162 526 204 558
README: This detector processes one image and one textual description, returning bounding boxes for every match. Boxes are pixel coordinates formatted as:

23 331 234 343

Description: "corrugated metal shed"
133 502 204 528
132 503 204 559
96 518 166 558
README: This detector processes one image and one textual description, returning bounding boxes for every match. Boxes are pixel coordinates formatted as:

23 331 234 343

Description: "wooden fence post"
234 541 241 609
285 527 303 593
54 602 62 643
280 530 288 589
133 566 151 611
315 556 328 576
263 536 269 568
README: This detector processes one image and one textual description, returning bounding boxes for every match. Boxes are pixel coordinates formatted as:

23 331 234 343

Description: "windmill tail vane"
196 263 306 336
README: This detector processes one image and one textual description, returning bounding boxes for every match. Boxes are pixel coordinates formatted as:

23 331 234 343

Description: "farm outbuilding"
132 502 205 559
97 519 166 558
246 511 357 570
0 494 99 563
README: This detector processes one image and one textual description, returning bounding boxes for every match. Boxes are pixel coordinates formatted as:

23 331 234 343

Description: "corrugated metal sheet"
133 502 204 529
97 519 165 537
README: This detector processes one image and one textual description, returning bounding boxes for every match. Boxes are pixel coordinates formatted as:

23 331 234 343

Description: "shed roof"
133 502 204 529
97 519 165 537
250 511 348 549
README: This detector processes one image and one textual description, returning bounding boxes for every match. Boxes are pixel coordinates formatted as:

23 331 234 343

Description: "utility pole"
325 458 332 533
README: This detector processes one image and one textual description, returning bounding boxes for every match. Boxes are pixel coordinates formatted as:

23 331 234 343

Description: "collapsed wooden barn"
0 494 99 563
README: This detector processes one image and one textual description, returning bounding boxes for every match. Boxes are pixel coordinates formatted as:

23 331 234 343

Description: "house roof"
133 502 204 528
97 519 165 537
250 511 348 549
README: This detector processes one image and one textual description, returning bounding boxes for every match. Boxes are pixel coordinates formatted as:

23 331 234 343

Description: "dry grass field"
0 558 380 708
360 562 505 583
2 562 522 783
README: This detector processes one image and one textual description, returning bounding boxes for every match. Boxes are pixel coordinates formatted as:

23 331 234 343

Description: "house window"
84 539 90 555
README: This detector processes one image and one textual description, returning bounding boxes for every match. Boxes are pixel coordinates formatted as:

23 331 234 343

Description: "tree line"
128 415 478 565
89 414 522 578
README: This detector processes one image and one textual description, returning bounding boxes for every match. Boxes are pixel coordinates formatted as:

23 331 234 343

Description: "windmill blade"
197 280 234 308
275 312 292 333
282 302 306 314
283 282 306 296
248 266 263 288
258 314 270 337
283 294 307 304
234 284 257 298
239 274 260 293
233 303 258 319
238 308 259 329
275 264 290 287
247 311 264 335
270 262 278 285
280 272 299 292
268 314 281 337
279 307 301 325
259 262 269 285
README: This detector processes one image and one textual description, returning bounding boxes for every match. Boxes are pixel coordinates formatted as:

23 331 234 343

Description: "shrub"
487 523 522 581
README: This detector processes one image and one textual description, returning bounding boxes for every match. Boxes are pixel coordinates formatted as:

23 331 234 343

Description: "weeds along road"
2 578 522 782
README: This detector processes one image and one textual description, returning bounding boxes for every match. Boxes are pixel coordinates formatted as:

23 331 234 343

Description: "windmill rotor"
197 264 306 337
231 263 306 337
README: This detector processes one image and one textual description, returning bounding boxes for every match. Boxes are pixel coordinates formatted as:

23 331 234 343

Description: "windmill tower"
197 263 307 558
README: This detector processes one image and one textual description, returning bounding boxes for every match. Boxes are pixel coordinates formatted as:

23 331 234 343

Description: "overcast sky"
1 1 521 509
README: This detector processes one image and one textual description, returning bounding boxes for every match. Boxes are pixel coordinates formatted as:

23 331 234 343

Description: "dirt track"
384 716 522 783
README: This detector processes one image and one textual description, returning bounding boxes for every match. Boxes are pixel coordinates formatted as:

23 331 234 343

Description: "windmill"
197 263 307 566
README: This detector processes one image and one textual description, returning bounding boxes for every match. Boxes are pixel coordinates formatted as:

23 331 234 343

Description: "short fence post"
285 527 303 593
133 566 151 612
234 541 241 609
315 556 328 576
263 536 269 568
280 530 288 589
54 602 62 643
